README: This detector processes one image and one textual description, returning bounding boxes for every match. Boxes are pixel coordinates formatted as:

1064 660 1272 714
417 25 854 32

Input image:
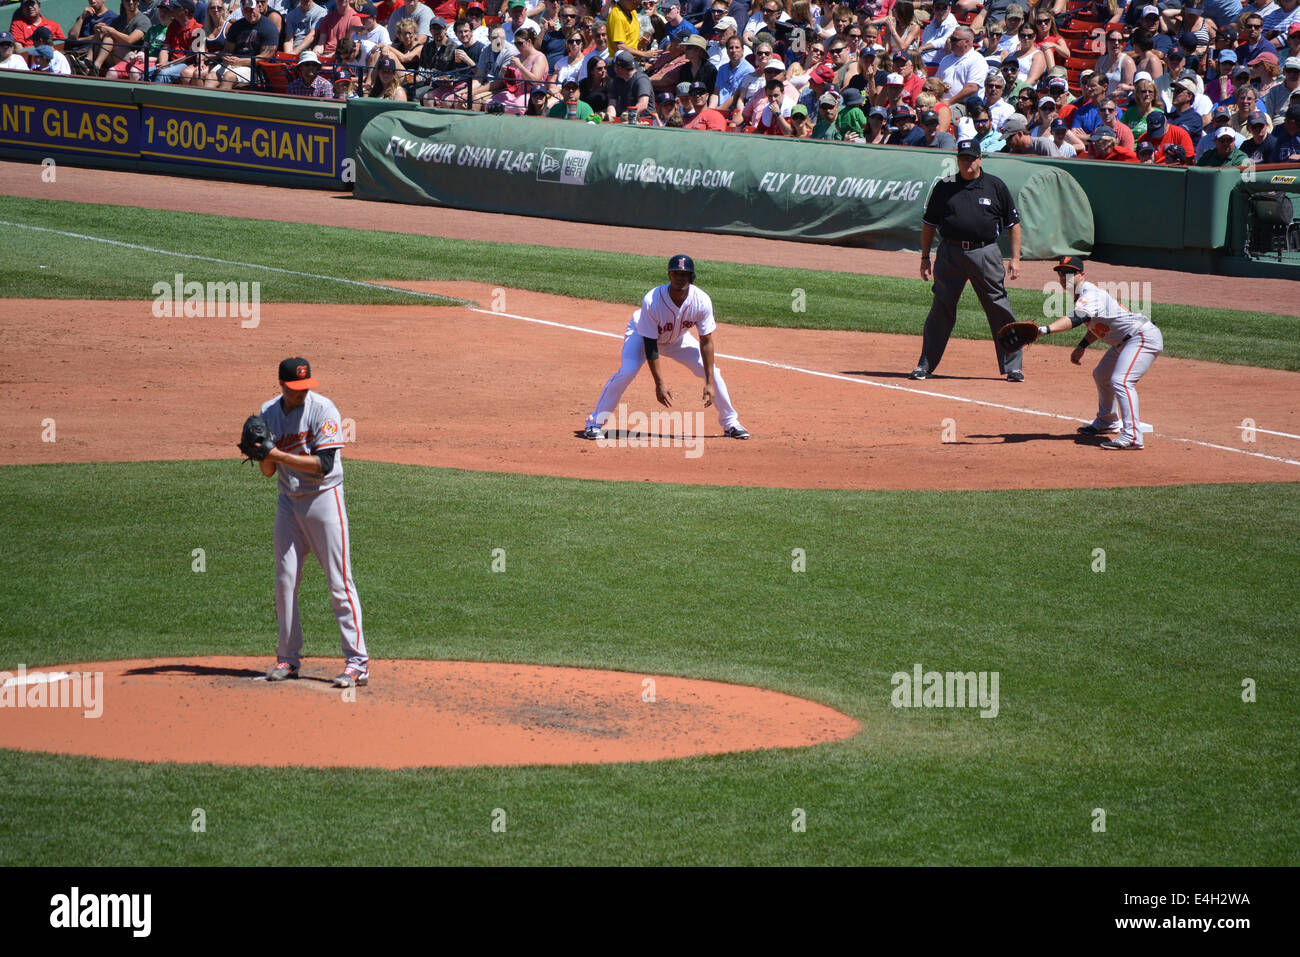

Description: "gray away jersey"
1069 281 1152 349
259 391 346 494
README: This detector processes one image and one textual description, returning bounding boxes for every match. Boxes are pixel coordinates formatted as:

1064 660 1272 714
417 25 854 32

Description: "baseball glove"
997 321 1047 352
237 414 275 463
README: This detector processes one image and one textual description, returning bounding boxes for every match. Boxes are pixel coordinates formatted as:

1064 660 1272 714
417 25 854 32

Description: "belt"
943 237 996 250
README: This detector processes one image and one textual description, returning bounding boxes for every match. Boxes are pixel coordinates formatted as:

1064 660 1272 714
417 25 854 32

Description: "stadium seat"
256 53 299 95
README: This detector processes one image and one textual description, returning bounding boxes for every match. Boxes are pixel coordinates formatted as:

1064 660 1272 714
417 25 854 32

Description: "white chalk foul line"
6 221 1295 469
473 307 1300 468
1254 427 1300 441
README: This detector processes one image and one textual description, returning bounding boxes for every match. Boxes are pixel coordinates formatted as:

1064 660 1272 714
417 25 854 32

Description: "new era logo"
537 147 592 185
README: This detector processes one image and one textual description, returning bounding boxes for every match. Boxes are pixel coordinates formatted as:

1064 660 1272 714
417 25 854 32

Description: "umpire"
909 138 1025 382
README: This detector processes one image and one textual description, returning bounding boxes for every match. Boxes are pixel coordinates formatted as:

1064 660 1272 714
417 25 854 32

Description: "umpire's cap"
668 254 695 278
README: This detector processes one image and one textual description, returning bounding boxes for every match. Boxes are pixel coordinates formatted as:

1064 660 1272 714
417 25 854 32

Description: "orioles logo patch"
321 419 339 437
1092 322 1110 337
296 365 308 379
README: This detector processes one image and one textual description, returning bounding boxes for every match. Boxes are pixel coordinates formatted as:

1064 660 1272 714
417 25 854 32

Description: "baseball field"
1 174 1298 868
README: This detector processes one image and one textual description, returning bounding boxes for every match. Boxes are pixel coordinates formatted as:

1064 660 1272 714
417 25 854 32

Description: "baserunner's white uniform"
585 283 741 432
1070 281 1163 449
260 391 367 671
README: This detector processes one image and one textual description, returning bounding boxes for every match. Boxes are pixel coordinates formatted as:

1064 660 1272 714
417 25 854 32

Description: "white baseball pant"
1093 324 1163 448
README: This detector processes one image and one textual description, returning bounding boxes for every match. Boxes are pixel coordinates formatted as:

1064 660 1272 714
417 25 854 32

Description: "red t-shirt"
425 0 459 19
374 1 402 24
11 16 67 45
686 108 728 131
317 10 362 54
1140 124 1194 164
162 16 203 61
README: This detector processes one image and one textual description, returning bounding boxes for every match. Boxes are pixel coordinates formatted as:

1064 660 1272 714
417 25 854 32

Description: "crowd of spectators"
3 0 1299 162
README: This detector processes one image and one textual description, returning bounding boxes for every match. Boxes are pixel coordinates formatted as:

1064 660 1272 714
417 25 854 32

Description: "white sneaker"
582 425 603 440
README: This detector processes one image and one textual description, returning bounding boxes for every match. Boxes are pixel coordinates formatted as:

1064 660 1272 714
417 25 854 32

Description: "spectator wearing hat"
918 0 958 67
1268 103 1300 160
463 4 489 44
1139 108 1197 157
809 92 843 138
1214 61 1252 109
331 66 359 97
0 32 28 70
651 33 716 93
1250 49 1282 95
547 77 592 117
858 104 887 143
911 137 1024 382
684 81 728 127
349 4 392 61
1196 123 1250 163
1238 109 1277 161
887 103 925 143
1122 75 1164 134
607 47 654 117
1206 47 1237 99
1001 113 1054 153
283 48 330 94
877 69 908 113
707 14 742 66
738 52 786 125
1049 117 1077 155
522 83 551 115
1165 76 1206 136
9 0 65 47
149 0 201 81
1261 53 1300 119
918 108 958 147
503 0 542 45
284 0 326 55
415 17 476 105
367 53 405 97
835 86 868 138
1087 124 1138 161
29 42 71 73
1136 138 1160 162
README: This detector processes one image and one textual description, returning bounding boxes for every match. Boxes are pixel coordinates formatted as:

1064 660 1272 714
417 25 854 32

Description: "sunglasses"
1036 18 1051 24
1017 94 1033 99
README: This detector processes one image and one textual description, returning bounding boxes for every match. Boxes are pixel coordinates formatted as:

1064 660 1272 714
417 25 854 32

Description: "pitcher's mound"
0 657 860 768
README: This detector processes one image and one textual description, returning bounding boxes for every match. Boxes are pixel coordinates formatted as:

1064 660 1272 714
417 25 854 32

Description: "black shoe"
1005 371 1025 382
908 367 929 380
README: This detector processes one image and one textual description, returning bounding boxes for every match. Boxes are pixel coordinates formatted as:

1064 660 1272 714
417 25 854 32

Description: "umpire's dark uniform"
910 140 1023 381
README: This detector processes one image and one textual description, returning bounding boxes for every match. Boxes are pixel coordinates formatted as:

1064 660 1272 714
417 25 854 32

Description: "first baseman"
1037 256 1163 450
255 358 370 687
583 255 749 440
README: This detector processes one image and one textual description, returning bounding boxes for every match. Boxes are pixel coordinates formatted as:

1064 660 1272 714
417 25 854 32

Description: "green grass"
1 461 1296 866
2 196 1298 369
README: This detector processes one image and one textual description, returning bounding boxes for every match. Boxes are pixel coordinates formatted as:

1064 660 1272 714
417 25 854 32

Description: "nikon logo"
537 147 591 185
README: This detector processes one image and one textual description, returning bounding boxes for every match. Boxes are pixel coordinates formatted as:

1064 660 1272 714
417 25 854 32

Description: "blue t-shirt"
1203 0 1242 29
1169 106 1204 140
1270 129 1300 164
1072 101 1102 133
888 125 927 146
668 21 699 43
715 58 754 103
